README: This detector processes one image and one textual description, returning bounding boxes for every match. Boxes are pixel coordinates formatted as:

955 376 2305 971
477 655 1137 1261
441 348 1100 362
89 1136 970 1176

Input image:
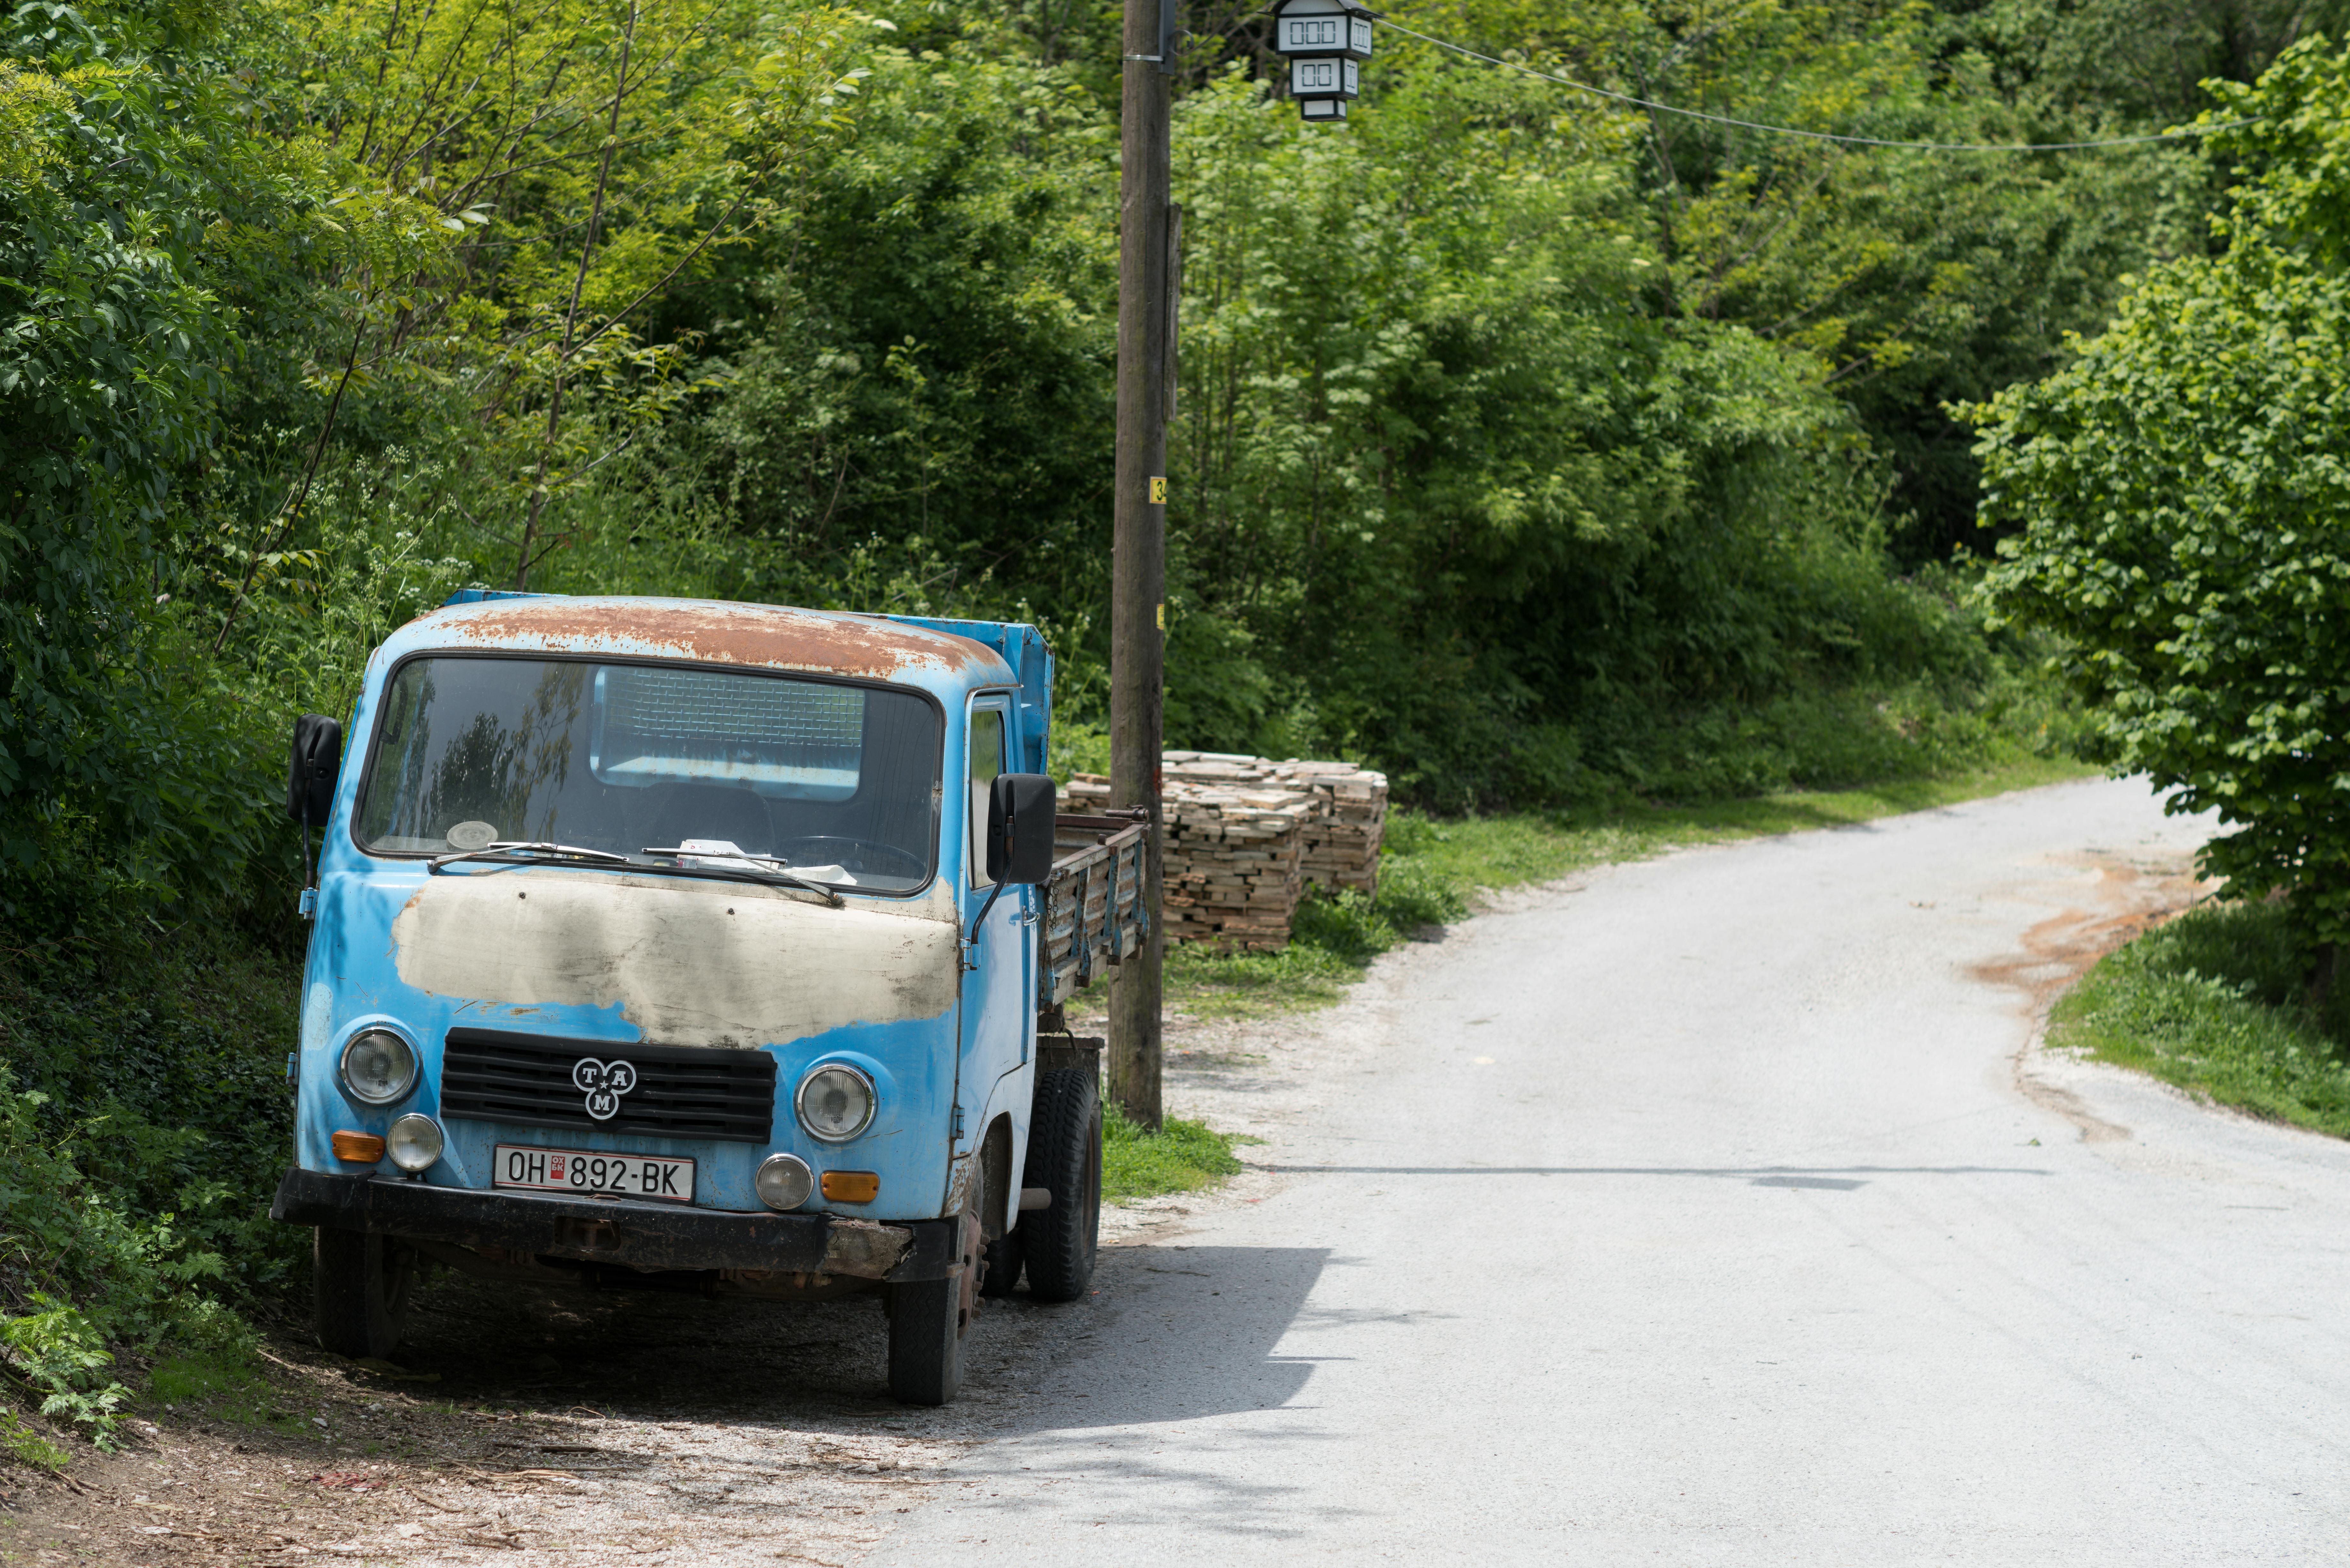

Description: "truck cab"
269 593 1143 1404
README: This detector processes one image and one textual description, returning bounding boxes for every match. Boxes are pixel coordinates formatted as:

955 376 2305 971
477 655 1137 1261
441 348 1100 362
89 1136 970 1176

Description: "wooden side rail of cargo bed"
1039 811 1150 1008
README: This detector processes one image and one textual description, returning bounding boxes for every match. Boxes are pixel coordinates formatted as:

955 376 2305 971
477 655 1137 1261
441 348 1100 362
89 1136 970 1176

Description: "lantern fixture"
1269 0 1378 122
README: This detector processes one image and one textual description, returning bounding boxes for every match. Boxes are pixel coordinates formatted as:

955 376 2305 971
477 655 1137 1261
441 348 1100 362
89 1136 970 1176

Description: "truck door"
956 696 1032 1168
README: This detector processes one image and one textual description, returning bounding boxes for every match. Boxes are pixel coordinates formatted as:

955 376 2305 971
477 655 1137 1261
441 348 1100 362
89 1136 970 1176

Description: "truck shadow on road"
396 1270 907 1426
877 1243 1361 1543
971 1243 1337 1431
382 1240 1340 1438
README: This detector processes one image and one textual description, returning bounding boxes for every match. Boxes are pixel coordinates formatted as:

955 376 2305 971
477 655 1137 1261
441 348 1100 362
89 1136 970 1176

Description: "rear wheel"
979 1226 1024 1298
1021 1068 1101 1302
313 1228 414 1360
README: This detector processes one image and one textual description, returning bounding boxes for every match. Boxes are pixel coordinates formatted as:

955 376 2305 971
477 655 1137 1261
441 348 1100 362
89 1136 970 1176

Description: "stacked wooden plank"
1268 758 1390 896
1063 766 1310 951
1062 751 1388 950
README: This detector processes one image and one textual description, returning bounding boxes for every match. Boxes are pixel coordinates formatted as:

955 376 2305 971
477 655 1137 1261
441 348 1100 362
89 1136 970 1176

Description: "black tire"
887 1201 976 1405
979 1226 1024 1298
885 1276 967 1405
313 1228 414 1360
1021 1068 1101 1303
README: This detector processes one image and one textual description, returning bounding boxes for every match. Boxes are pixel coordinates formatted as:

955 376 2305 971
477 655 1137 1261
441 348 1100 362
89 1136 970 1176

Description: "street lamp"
1270 0 1377 122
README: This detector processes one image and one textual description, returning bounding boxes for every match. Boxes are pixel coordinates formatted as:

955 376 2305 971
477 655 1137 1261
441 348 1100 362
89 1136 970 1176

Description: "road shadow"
978 1242 1332 1433
396 1268 907 1430
380 1239 1331 1441
849 1243 1352 1549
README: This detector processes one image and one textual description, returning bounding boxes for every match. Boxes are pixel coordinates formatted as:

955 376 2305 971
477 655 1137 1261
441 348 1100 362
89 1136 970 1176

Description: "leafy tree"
1972 37 2350 970
1164 58 1991 800
1956 0 2350 126
683 42 1118 608
0 6 359 897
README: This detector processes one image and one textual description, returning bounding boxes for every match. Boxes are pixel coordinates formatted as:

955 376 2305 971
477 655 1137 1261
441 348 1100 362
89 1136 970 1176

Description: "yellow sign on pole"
1149 476 1167 505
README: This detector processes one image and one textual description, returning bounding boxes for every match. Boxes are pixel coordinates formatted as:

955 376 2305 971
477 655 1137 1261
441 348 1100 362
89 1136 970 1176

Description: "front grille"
441 1029 776 1143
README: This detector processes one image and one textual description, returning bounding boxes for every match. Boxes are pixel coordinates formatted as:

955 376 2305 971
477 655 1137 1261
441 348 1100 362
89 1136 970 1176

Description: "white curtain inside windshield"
353 658 942 890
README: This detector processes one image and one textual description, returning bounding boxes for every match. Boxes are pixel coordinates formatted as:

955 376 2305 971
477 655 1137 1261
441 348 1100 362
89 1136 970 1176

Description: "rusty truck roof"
379 596 1014 686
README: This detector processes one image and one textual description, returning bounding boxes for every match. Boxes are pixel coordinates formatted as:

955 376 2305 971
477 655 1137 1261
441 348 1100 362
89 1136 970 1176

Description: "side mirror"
287 714 344 827
986 773 1058 886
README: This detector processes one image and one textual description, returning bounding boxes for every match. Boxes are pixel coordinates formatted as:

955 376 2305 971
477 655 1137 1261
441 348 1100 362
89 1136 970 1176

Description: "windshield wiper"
428 841 634 873
637 847 845 907
423 840 845 907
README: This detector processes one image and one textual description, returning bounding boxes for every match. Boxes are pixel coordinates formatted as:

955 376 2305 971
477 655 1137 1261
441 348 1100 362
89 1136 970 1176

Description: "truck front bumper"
271 1167 956 1282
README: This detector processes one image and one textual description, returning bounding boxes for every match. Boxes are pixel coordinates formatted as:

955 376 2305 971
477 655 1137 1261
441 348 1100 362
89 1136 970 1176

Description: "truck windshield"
354 657 942 892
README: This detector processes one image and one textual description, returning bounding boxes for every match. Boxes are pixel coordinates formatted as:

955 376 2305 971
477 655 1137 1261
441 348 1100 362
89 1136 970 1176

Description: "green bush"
1287 858 1474 965
0 1069 256 1450
0 930 305 1300
1163 832 1478 1017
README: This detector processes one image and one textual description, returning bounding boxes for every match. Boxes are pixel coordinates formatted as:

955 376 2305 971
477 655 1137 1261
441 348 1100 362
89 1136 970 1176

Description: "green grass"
1145 754 2094 1021
145 1344 307 1435
1100 1103 1248 1203
2051 897 2350 1139
0 1409 70 1473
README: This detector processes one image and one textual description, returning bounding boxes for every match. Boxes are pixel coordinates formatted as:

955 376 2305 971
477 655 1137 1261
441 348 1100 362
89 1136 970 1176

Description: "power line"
1380 19 2252 153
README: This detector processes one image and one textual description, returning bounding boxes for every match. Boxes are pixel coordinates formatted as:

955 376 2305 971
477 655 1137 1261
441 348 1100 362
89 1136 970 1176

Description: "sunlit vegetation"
2053 899 2350 1140
2 0 2322 1449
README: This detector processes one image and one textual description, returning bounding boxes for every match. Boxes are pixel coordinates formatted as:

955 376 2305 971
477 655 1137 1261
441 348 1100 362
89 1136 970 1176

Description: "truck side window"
968 706 1004 888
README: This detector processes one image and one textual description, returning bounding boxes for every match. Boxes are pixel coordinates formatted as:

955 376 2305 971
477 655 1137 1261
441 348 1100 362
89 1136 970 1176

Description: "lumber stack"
1268 758 1390 896
1061 750 1388 950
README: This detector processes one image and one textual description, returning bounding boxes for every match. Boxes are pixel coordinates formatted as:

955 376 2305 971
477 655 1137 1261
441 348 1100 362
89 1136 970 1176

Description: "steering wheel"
773 836 929 881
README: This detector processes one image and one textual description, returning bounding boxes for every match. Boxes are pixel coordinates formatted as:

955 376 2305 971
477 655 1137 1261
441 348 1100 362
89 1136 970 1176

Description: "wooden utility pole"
1109 0 1175 1129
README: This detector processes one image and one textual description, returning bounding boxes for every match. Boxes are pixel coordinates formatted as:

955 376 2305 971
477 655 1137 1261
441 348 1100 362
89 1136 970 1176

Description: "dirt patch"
1967 848 2216 1144
0 1269 1114 1567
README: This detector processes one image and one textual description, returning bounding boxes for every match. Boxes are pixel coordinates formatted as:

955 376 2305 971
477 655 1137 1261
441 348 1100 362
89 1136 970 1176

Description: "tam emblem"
572 1058 639 1120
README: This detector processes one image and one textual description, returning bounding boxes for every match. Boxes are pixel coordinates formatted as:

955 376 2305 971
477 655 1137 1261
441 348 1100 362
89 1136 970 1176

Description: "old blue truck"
268 592 1148 1405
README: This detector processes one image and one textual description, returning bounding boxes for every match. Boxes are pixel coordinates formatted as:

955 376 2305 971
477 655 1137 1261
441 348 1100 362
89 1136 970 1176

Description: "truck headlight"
339 1029 418 1106
387 1113 443 1172
795 1064 875 1142
755 1153 815 1210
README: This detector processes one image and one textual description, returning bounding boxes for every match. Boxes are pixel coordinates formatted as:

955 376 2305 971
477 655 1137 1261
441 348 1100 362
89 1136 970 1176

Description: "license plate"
494 1144 694 1202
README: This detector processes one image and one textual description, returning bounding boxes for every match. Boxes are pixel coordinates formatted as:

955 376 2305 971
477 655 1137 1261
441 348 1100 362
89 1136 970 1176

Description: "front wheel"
313 1228 414 1360
1022 1068 1101 1302
888 1202 978 1405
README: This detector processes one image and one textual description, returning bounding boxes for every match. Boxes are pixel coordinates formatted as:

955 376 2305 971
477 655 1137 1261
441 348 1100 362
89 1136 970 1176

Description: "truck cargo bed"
1040 812 1149 1007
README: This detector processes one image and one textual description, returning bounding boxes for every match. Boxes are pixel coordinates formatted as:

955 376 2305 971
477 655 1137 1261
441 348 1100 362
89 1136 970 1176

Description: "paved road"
870 778 2350 1565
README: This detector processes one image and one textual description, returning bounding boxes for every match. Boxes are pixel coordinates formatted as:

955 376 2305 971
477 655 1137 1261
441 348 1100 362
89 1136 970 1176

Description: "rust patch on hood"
436 599 1004 681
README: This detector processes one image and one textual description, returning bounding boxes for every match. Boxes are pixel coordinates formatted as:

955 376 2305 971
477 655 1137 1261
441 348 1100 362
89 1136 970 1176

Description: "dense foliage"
1974 40 2350 956
0 0 2318 1444
0 0 2223 895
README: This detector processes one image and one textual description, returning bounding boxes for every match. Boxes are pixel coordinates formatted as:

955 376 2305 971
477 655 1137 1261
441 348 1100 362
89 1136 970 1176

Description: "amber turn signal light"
331 1130 386 1164
820 1170 879 1203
